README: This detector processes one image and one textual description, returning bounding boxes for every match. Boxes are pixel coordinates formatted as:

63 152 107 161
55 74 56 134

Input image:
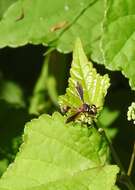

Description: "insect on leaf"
59 39 110 115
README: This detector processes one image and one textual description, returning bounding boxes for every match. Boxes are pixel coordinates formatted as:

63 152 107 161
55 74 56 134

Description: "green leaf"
0 112 119 190
59 39 110 114
0 80 25 107
0 0 17 19
101 0 135 90
0 0 104 56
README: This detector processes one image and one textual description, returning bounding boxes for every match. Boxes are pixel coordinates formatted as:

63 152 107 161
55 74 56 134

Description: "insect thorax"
82 103 97 115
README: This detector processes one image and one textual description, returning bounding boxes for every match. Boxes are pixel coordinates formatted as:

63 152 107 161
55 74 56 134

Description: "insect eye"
85 104 90 112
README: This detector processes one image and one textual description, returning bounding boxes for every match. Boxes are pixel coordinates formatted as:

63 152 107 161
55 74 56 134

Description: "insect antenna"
76 81 84 102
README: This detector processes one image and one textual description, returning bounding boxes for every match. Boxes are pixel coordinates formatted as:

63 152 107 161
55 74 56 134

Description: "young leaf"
59 39 110 112
0 0 104 57
0 112 119 190
101 0 135 90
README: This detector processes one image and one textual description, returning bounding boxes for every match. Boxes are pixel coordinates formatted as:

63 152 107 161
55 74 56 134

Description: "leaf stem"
99 129 135 189
98 127 125 173
127 141 135 176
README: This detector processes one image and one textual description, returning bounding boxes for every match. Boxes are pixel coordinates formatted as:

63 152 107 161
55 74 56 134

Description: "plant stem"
102 130 135 190
98 127 125 173
119 175 135 190
95 121 135 190
127 141 135 176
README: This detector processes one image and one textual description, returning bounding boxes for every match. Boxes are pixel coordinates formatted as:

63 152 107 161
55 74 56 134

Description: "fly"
64 82 98 123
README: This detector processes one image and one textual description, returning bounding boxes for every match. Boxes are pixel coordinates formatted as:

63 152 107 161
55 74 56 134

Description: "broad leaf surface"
0 0 104 56
101 0 135 90
0 112 118 190
59 39 110 111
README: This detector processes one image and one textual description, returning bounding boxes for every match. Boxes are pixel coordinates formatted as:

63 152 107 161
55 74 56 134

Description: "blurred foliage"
0 100 30 175
0 79 25 106
0 44 71 177
29 51 70 115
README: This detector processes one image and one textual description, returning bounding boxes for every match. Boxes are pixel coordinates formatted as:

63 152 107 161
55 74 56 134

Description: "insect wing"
66 111 80 123
76 81 84 102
